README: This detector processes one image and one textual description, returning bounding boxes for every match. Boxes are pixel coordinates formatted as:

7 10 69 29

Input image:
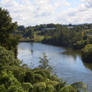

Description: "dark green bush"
82 44 92 63
0 46 21 66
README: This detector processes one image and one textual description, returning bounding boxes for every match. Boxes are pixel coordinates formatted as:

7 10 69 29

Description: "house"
41 28 56 31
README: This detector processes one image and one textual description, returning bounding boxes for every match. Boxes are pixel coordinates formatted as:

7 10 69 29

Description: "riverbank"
19 38 34 42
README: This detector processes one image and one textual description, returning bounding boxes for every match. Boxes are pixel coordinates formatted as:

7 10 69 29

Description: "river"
18 42 92 92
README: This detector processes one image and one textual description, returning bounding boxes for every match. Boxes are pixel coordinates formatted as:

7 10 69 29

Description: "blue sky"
0 0 92 26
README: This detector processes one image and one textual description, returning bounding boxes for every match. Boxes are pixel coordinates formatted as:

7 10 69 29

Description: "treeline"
17 23 92 48
0 7 88 92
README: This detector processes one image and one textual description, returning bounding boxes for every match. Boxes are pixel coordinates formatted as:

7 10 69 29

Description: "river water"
18 42 92 92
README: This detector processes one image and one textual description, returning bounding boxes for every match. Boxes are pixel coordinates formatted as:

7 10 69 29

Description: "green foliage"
5 66 26 82
59 85 77 92
42 26 84 48
24 71 34 83
39 53 52 71
33 74 44 82
0 8 18 50
46 84 55 92
73 40 87 49
32 82 46 92
71 82 87 92
22 82 33 91
0 46 21 66
82 44 92 63
33 68 52 80
0 71 21 88
8 85 24 92
0 85 6 92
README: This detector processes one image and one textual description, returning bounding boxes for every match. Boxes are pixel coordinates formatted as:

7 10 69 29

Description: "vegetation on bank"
82 44 92 63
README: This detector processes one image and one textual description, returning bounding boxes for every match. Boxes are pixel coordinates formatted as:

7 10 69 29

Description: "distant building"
41 28 56 31
87 32 92 36
67 25 74 29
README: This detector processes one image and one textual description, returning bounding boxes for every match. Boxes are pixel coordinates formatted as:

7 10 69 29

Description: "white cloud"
0 0 92 26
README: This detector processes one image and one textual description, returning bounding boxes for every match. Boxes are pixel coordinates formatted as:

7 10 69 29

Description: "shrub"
0 46 21 66
82 44 92 63
59 85 77 92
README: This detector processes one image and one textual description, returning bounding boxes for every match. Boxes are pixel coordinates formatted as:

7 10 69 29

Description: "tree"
0 8 17 50
39 53 52 71
27 27 34 39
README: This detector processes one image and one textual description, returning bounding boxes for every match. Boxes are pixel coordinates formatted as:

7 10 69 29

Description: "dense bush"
73 40 87 49
0 46 21 66
82 44 92 63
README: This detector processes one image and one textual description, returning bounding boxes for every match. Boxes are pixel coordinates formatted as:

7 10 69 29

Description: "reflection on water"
62 50 81 60
83 63 92 71
18 42 92 92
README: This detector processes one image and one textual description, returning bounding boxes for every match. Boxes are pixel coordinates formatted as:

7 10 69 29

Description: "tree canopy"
0 8 17 50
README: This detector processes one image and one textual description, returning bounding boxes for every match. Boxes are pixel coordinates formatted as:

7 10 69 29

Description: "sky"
0 0 92 26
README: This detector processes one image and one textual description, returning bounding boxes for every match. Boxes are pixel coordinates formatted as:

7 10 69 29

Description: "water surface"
18 42 92 92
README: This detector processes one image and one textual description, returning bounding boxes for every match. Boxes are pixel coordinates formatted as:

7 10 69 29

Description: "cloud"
0 0 92 26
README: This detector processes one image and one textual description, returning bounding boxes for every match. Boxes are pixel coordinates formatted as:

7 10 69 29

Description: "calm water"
18 42 92 92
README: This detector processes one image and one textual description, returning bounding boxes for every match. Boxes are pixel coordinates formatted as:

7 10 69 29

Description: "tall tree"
0 8 17 49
